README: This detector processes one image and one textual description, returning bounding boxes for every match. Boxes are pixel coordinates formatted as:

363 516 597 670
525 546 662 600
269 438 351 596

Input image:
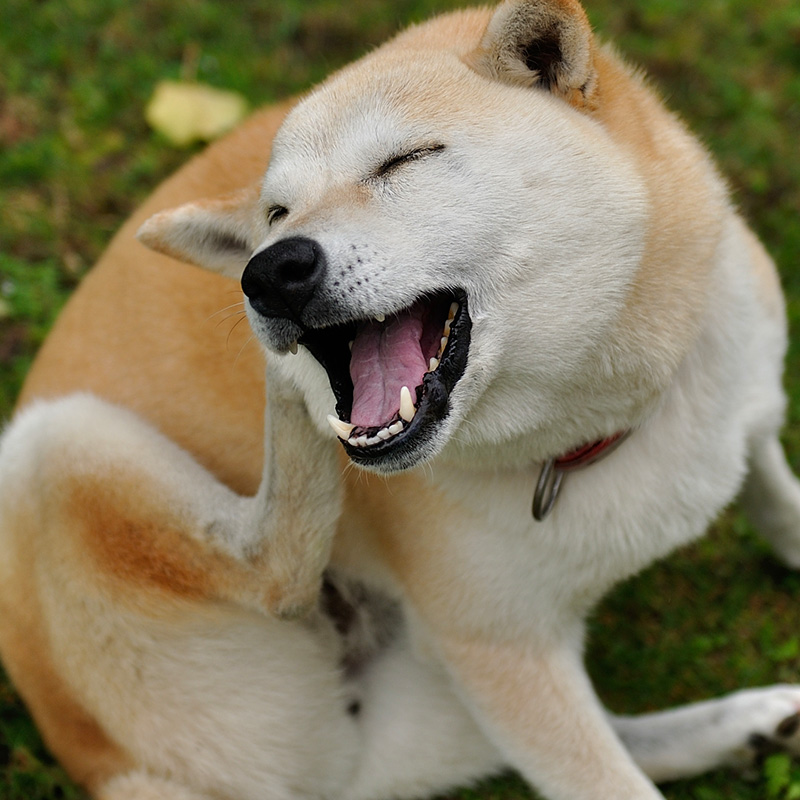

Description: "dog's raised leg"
134 201 343 617
3 375 341 622
235 371 343 617
0 384 348 798
740 432 800 568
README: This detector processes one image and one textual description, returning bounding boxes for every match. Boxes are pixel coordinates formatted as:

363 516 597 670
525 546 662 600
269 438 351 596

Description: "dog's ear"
136 185 259 278
468 0 598 111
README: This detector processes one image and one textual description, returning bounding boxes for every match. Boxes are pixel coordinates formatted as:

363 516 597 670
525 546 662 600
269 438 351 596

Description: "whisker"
233 333 257 367
226 313 251 350
207 301 245 324
214 310 247 331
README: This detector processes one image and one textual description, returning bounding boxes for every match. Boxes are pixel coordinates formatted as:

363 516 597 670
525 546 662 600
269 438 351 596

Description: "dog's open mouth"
299 290 470 467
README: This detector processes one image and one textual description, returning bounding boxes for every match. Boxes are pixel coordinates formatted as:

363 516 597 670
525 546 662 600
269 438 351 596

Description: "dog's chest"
335 415 747 642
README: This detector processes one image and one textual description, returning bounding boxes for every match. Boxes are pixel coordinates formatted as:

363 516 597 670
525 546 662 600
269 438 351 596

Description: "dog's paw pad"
748 732 786 763
776 712 800 740
737 690 800 769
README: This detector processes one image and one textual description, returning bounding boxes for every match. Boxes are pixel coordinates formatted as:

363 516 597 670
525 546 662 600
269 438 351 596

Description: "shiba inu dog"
2 1 800 798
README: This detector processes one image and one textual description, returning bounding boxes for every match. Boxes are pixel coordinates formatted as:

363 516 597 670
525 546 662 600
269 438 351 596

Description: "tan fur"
438 637 660 798
63 473 244 605
0 483 133 790
1 3 796 798
591 52 728 385
468 0 599 108
16 105 293 495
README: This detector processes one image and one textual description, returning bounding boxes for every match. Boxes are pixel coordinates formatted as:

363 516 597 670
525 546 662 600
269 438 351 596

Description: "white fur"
2 2 800 799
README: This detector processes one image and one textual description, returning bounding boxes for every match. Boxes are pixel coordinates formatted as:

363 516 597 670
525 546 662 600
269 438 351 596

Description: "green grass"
1 0 799 797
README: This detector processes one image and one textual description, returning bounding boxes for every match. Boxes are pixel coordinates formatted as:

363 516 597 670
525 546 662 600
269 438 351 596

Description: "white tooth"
439 336 448 354
348 436 359 446
377 428 392 440
448 302 459 321
327 415 355 440
428 357 440 372
399 386 416 422
366 435 381 446
356 435 368 447
289 340 299 355
388 421 403 435
375 313 386 323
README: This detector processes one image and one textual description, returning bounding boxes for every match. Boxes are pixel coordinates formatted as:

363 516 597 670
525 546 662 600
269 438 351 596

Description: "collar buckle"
532 430 631 521
532 458 564 521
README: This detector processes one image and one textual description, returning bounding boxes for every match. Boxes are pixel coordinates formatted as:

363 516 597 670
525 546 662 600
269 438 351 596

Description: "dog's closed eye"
374 144 445 178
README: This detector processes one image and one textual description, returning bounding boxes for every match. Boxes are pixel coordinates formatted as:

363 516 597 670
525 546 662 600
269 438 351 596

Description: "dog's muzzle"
242 236 326 324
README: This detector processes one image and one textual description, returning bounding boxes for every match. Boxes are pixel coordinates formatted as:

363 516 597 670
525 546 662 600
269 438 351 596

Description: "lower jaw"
316 292 472 469
341 369 453 470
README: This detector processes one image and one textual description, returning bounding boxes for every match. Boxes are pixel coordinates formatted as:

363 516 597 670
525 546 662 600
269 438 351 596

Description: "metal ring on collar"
532 458 564 521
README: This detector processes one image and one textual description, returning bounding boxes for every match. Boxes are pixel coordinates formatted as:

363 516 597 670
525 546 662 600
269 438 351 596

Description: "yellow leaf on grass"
145 81 249 147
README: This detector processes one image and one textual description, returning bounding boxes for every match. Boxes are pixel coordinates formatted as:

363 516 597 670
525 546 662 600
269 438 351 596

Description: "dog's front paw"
259 572 324 620
726 686 800 771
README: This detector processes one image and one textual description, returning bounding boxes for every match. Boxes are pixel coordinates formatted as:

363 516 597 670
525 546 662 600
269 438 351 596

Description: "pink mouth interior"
349 300 445 429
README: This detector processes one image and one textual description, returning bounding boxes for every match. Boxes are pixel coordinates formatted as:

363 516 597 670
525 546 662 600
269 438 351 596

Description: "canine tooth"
428 357 440 372
327 415 355 440
399 386 416 422
289 340 299 355
374 313 386 323
388 421 403 435
377 427 392 440
448 302 459 321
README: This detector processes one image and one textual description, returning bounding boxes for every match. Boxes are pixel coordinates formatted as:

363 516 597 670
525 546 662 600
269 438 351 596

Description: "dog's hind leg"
0 392 357 800
740 431 800 568
4 374 342 621
734 225 800 565
609 684 800 783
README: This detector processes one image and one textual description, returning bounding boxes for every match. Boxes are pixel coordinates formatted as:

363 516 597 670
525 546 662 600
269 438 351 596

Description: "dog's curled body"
2 2 800 799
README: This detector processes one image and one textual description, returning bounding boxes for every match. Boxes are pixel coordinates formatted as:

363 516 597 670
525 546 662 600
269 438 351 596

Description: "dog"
2 0 800 798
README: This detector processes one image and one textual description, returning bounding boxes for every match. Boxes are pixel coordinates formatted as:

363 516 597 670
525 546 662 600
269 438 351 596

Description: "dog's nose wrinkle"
242 237 326 321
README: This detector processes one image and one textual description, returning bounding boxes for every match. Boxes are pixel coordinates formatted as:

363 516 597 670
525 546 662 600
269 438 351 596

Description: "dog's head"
140 0 720 473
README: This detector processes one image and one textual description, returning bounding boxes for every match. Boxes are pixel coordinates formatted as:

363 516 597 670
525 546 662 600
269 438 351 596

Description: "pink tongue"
349 308 427 429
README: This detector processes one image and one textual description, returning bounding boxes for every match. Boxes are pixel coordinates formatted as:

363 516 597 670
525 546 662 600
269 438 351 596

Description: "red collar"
532 430 630 521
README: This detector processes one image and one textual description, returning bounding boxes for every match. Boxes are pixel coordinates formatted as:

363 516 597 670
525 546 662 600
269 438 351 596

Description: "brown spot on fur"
66 479 213 601
60 472 263 610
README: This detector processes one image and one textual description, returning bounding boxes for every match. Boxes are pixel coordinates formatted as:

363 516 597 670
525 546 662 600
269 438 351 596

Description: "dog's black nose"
242 237 325 321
